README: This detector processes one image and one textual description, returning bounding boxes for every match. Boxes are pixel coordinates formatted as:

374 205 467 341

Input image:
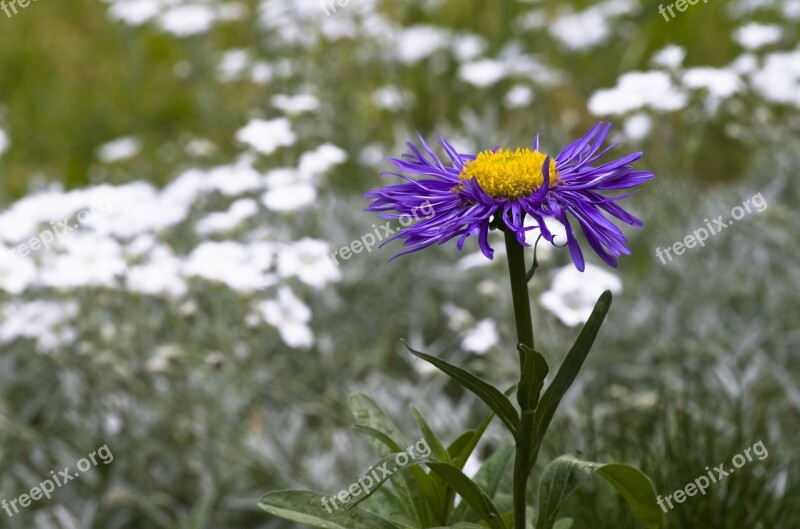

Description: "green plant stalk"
504 229 536 529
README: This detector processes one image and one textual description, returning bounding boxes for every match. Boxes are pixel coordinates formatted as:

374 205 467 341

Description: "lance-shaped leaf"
348 394 431 526
535 456 599 529
449 387 512 471
534 455 663 529
529 291 612 471
594 464 663 529
348 394 408 456
450 444 515 524
517 345 549 411
345 456 507 529
426 462 508 529
411 405 451 463
403 341 520 438
258 490 398 529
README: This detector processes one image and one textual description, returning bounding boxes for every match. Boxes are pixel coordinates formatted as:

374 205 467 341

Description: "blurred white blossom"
97 136 141 163
539 264 622 326
258 287 314 349
460 319 499 354
236 118 297 155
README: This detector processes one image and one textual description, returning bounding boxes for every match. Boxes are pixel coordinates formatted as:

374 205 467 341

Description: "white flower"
106 0 161 26
0 300 79 353
183 241 275 292
203 161 264 196
460 319 499 354
298 143 348 176
159 4 217 37
458 59 507 87
277 238 341 289
733 23 781 50
0 127 9 156
97 136 141 163
261 167 317 212
235 118 297 155
451 33 487 62
682 67 743 99
395 25 450 64
442 303 473 332
83 181 189 238
650 45 685 70
40 234 127 289
258 287 314 349
623 113 653 141
262 183 316 212
539 264 623 326
456 251 500 271
750 50 800 108
196 198 259 236
588 71 687 115
127 245 187 298
271 93 320 114
504 84 535 108
549 7 610 51
371 85 415 111
217 49 251 82
0 247 37 294
185 138 217 157
524 216 567 251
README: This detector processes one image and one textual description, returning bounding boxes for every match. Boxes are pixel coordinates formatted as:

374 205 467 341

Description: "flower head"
364 122 653 270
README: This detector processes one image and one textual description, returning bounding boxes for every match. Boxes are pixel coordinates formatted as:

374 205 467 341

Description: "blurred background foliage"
0 0 798 528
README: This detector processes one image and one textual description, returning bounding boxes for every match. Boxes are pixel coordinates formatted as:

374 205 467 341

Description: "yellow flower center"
458 148 558 199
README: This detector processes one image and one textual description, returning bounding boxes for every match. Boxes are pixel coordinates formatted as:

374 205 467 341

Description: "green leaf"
403 341 520 438
411 405 451 463
388 512 420 529
348 394 432 526
348 394 409 458
517 345 549 411
595 464 663 529
426 462 507 529
534 455 663 529
258 490 399 529
343 456 508 529
361 486 405 519
450 444 515 524
451 409 496 470
498 506 536 529
344 455 435 512
447 431 475 463
535 455 599 529
529 291 612 471
352 424 444 526
353 424 405 453
430 522 486 529
409 405 452 522
553 518 573 529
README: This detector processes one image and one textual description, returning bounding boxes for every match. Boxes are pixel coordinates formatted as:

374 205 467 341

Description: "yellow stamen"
458 148 557 200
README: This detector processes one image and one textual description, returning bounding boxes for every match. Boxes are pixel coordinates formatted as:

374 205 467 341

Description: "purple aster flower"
364 122 653 271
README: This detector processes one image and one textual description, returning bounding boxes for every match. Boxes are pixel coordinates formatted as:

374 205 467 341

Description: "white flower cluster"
0 123 347 352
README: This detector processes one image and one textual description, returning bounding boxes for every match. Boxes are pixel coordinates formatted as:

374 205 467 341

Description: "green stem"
504 229 536 529
504 230 535 358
